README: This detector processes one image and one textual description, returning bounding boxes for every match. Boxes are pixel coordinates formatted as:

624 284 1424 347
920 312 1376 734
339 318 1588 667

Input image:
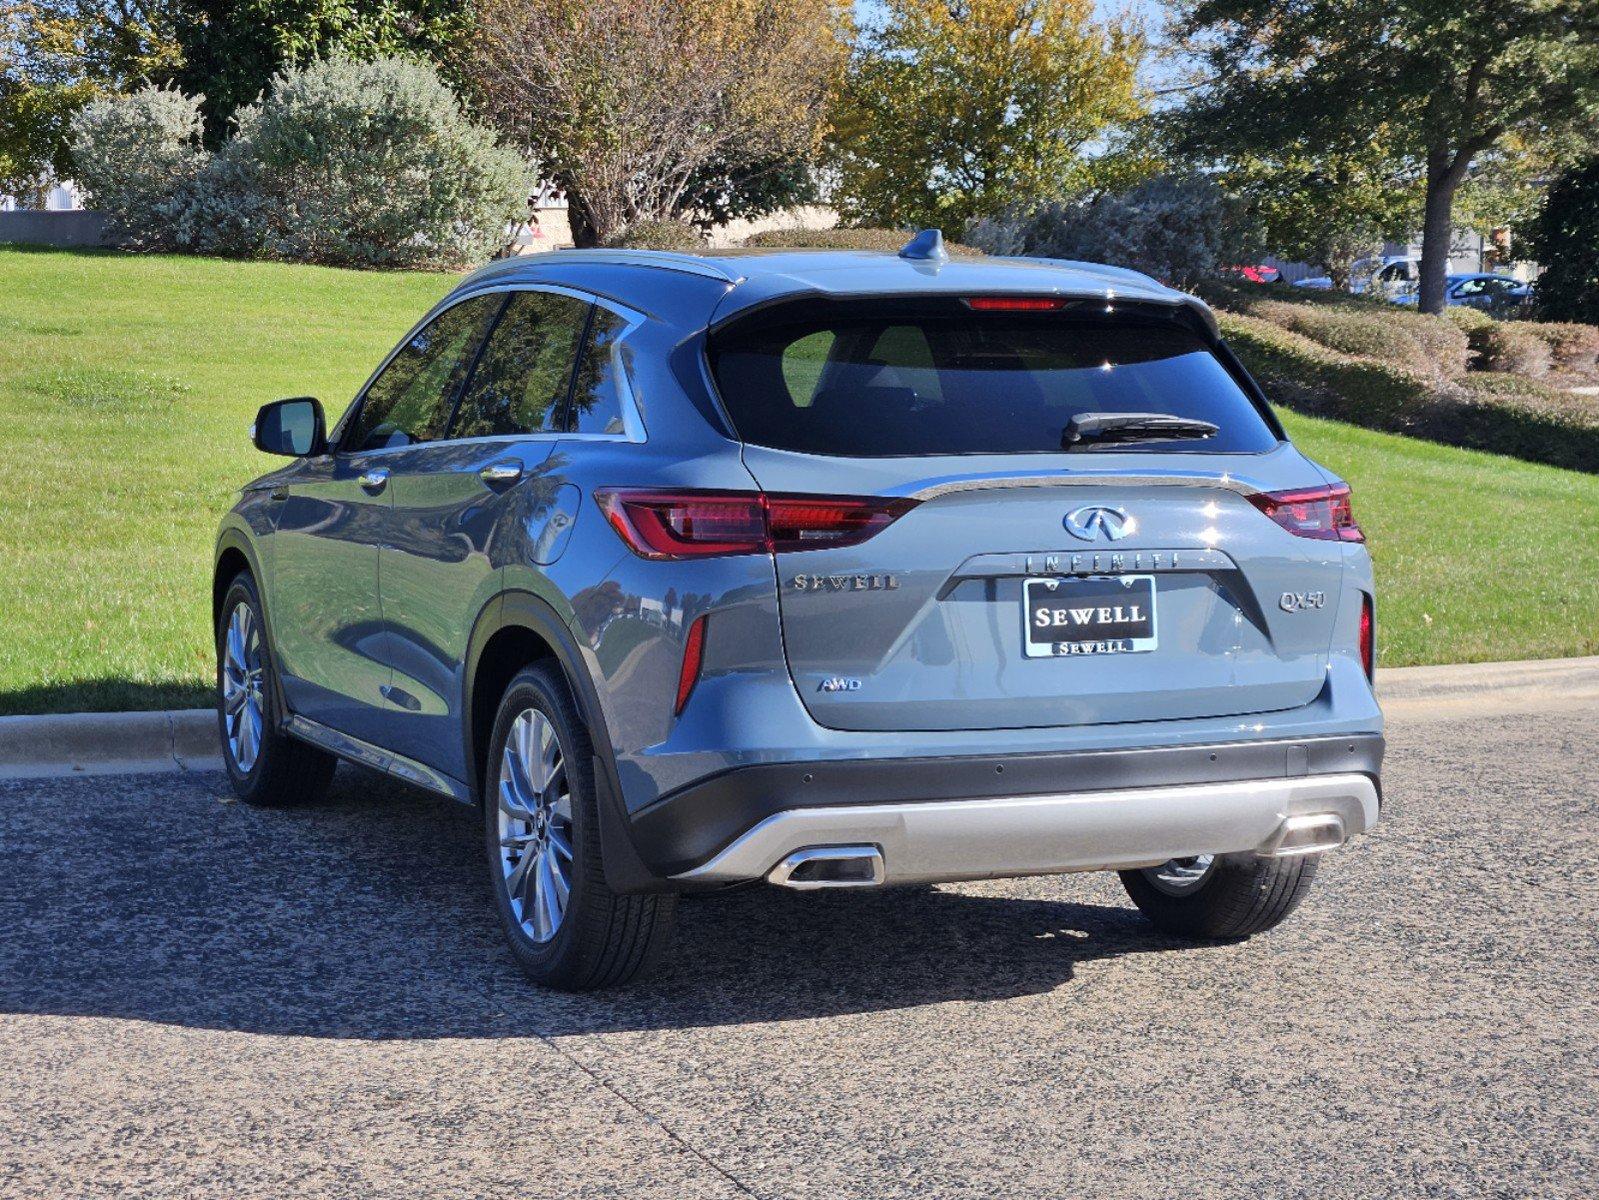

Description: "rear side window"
568 307 631 435
451 291 590 439
347 294 498 451
709 304 1279 457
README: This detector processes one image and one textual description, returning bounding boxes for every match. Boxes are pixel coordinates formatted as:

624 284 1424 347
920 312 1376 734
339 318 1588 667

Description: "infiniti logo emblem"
1063 505 1134 542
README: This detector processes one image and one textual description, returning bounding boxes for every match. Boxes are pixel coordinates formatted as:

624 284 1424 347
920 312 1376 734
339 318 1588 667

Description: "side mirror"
253 397 327 457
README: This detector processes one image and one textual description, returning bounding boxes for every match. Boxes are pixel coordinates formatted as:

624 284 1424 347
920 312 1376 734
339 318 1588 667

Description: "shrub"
69 87 207 251
1521 322 1599 375
1248 300 1438 380
1230 294 1469 382
602 220 706 252
235 56 527 268
743 226 982 255
1477 323 1551 377
163 149 271 258
963 175 1261 291
1218 311 1599 472
1217 312 1430 429
1444 305 1495 336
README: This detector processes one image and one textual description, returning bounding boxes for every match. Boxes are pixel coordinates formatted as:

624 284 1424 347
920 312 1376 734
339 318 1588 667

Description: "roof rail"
460 248 744 287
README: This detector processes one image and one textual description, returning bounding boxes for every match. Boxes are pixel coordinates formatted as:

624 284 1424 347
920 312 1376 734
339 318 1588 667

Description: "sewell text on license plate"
1023 574 1158 658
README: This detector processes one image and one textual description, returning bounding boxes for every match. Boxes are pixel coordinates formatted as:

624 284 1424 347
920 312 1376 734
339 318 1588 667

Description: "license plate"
1023 575 1158 658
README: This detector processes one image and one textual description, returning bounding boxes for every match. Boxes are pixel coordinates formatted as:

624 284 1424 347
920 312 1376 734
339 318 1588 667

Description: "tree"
1223 141 1417 291
965 174 1258 290
0 0 180 197
1165 0 1599 313
461 0 846 246
828 0 1144 232
162 1 466 143
1525 157 1599 325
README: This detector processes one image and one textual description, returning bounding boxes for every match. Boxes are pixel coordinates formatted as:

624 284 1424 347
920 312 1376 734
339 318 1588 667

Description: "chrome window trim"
329 281 649 451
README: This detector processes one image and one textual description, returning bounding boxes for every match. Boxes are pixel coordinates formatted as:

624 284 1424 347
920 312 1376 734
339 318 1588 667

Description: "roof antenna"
898 229 949 263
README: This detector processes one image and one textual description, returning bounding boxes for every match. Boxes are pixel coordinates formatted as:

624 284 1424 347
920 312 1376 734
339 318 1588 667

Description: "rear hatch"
707 295 1353 733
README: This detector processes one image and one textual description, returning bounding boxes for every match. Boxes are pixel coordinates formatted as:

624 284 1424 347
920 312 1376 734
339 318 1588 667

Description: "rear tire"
216 572 336 807
484 662 676 990
1119 853 1320 939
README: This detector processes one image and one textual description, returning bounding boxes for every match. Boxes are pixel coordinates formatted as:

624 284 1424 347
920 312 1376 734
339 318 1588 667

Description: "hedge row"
1218 311 1599 475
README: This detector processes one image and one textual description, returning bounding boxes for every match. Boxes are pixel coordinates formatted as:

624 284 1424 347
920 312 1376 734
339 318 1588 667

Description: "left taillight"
1247 482 1364 543
594 489 917 560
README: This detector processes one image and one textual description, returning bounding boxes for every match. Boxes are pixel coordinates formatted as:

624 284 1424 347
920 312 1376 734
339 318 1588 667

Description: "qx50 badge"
1279 590 1326 612
1064 505 1134 543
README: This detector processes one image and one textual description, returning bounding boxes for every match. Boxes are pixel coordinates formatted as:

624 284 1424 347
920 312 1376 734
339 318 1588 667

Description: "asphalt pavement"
2 699 1595 1198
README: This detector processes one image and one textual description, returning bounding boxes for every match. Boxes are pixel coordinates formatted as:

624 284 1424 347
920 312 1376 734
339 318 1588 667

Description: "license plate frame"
1022 574 1158 658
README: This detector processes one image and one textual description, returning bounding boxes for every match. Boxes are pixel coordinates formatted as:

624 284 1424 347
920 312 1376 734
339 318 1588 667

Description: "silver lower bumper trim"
674 773 1380 887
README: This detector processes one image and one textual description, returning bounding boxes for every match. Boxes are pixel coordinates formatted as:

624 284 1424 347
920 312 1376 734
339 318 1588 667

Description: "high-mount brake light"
594 490 918 560
1247 483 1364 543
965 296 1068 312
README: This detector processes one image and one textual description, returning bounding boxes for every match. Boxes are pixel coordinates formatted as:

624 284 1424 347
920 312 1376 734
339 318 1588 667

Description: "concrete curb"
1377 655 1599 719
2 655 1596 780
0 709 221 781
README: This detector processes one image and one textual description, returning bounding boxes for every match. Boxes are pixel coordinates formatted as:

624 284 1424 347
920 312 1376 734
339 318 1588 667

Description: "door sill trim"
283 714 472 804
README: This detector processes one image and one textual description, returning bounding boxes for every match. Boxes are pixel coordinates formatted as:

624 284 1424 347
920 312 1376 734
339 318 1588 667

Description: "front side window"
568 308 631 436
709 300 1280 457
346 294 499 451
451 291 591 440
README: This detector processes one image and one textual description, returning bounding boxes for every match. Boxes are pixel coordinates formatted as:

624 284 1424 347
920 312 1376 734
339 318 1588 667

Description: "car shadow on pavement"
0 764 1202 1039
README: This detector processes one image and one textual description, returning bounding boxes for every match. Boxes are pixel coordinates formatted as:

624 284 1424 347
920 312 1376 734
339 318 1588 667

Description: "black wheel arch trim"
463 589 670 894
212 527 292 736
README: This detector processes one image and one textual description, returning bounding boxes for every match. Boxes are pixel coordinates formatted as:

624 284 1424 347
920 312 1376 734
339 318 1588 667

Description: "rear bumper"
631 733 1383 881
673 772 1379 886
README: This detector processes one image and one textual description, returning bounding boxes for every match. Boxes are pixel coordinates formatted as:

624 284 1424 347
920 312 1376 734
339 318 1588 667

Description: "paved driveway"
2 702 1595 1198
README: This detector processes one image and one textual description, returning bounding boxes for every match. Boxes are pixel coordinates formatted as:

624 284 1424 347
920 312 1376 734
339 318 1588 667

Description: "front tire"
484 663 676 989
216 572 336 806
1119 852 1320 939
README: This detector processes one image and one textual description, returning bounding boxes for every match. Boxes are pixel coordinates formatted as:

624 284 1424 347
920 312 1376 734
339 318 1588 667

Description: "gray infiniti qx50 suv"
215 231 1383 989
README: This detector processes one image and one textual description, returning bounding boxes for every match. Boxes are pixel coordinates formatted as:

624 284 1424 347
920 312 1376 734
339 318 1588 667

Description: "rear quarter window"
710 303 1279 457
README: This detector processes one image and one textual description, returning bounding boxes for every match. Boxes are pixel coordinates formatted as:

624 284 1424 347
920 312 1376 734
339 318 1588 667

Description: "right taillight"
1247 482 1364 542
1359 594 1375 680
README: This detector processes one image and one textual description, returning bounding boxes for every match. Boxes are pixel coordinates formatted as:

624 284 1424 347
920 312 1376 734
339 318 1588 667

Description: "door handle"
479 461 523 487
358 468 389 494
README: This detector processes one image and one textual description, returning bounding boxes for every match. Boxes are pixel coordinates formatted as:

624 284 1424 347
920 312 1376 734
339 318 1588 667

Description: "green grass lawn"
0 247 454 715
1 247 1595 715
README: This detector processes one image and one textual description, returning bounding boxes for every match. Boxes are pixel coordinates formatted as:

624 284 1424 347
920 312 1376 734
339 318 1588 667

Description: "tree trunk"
562 181 600 248
1418 147 1466 315
1328 260 1353 292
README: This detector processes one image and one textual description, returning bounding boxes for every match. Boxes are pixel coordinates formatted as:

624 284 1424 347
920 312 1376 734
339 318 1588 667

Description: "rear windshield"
707 304 1279 457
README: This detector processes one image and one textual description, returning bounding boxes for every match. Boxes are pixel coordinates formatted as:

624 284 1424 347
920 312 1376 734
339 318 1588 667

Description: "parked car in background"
214 233 1384 989
1293 257 1419 295
1391 273 1533 313
1223 264 1282 284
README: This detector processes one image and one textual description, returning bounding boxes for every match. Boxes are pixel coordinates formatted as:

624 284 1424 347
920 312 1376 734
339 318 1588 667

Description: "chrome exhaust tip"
767 845 886 890
1257 813 1347 858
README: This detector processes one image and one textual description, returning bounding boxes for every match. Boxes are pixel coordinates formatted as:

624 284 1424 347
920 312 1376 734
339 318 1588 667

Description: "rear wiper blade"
1063 412 1220 448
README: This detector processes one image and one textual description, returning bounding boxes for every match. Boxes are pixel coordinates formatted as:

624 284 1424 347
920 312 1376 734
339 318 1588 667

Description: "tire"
216 572 336 806
484 662 676 990
1119 852 1320 939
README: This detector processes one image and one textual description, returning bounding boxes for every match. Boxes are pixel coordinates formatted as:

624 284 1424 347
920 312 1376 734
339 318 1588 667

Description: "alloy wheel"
1141 854 1216 897
496 709 576 944
221 602 265 773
